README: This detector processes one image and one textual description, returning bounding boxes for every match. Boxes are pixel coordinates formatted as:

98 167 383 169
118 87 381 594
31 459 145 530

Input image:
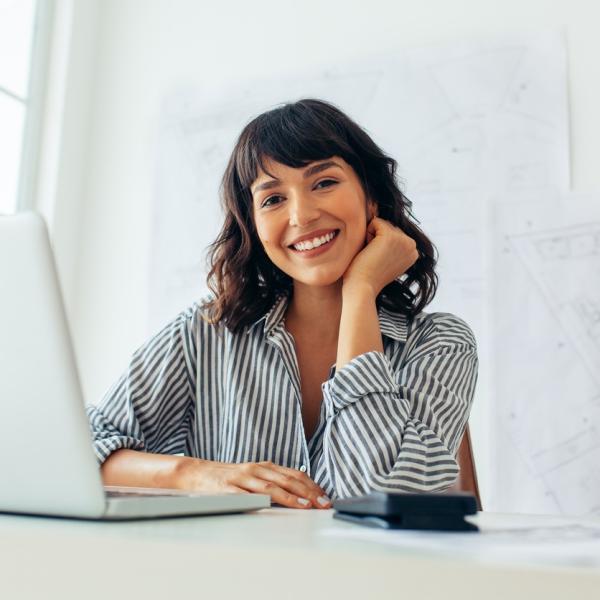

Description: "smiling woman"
203 100 438 332
88 99 478 505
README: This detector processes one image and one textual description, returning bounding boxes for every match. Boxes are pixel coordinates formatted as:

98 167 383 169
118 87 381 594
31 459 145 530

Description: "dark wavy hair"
202 98 438 332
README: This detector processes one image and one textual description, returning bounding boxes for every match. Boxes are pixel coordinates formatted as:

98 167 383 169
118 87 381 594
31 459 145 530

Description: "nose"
288 192 320 228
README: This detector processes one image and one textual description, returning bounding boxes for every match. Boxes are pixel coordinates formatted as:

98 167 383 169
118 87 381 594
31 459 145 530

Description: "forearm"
336 283 384 371
100 449 194 489
101 451 330 507
321 312 479 497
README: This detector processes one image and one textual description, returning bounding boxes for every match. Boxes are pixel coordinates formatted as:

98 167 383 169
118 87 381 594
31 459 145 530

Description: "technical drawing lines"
507 222 600 386
532 224 600 261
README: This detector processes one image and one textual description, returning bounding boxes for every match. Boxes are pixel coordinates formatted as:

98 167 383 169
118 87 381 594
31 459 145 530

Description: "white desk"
1 508 599 599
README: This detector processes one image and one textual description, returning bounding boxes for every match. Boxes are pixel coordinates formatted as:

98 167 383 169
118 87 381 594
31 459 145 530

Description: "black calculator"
333 491 479 531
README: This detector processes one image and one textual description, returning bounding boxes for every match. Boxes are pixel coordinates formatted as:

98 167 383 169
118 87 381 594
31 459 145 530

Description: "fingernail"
317 496 331 507
297 497 311 506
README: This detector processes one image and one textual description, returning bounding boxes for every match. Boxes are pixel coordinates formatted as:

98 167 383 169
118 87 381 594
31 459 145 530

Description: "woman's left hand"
342 217 419 297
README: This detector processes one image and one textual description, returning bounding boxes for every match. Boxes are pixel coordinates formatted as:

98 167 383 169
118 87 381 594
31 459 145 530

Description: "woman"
89 98 478 510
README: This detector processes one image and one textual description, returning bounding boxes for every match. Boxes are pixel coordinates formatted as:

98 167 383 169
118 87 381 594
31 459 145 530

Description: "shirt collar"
247 292 408 342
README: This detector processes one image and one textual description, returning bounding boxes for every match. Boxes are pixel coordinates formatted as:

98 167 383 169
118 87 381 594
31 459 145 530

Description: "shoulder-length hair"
202 98 438 333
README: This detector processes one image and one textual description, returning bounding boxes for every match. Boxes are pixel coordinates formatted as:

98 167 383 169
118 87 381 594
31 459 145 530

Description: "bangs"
235 101 358 191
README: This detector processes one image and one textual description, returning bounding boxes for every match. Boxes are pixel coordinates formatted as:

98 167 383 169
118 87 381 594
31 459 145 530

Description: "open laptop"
0 211 270 519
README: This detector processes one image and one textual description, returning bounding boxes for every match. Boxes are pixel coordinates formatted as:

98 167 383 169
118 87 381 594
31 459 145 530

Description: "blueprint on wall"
493 194 600 516
150 31 578 513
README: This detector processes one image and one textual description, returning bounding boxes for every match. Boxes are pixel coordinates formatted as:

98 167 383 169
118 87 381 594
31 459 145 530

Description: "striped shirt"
87 293 478 498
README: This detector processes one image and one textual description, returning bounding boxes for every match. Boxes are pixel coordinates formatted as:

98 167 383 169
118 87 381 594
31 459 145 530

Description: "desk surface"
1 507 600 599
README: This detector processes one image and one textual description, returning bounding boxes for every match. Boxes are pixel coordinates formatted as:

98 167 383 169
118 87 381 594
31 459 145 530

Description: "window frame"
13 0 55 212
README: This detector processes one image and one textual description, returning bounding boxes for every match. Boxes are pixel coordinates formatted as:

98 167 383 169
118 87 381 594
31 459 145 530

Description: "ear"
367 200 378 221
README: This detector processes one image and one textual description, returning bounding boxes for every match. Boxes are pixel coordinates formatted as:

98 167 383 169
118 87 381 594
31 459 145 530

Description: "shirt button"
299 465 307 473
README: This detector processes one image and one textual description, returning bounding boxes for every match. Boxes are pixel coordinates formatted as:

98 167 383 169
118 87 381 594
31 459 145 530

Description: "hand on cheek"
343 216 419 296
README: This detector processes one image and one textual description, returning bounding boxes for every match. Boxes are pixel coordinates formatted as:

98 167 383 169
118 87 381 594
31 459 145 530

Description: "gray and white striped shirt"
87 293 478 499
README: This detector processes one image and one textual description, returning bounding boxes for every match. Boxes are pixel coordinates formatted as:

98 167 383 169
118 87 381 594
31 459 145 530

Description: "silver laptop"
0 211 270 519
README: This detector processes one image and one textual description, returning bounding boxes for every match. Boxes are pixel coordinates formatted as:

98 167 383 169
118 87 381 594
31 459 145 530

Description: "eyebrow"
251 160 343 195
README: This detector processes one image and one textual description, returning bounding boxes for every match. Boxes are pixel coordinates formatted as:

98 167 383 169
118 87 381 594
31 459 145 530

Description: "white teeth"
293 231 336 251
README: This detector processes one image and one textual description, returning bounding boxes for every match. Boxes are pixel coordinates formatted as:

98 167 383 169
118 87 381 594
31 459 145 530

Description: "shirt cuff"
91 436 145 464
321 351 399 416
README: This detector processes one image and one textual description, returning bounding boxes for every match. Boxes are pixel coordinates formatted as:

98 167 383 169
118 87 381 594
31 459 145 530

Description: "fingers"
260 462 325 491
176 460 328 510
259 462 330 502
185 459 331 510
365 216 385 242
255 465 331 509
238 473 312 509
236 462 331 510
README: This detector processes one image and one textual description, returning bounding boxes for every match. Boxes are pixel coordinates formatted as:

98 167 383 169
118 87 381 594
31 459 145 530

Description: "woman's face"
251 156 375 288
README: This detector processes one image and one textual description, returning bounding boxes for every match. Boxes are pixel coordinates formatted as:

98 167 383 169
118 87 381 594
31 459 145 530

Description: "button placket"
266 323 311 476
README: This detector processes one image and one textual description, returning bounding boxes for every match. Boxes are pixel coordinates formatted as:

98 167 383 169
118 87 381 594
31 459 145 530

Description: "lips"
288 229 340 258
287 228 339 248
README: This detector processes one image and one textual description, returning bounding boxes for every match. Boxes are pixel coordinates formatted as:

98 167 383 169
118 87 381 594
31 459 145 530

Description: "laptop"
0 211 270 519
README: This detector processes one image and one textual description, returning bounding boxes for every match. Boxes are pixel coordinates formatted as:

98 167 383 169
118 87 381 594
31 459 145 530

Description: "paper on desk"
491 193 600 517
322 511 600 568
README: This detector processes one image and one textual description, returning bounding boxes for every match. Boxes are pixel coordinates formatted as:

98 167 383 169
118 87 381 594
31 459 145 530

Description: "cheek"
255 221 281 255
259 233 277 251
345 209 368 246
254 220 269 244
347 228 366 257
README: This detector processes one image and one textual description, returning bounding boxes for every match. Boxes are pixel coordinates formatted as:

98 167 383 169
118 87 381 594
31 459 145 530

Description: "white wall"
41 0 600 508
36 0 99 325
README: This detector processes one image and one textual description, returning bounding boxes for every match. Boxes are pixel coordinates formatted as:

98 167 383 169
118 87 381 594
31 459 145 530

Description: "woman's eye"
261 195 283 208
259 181 336 208
315 179 337 190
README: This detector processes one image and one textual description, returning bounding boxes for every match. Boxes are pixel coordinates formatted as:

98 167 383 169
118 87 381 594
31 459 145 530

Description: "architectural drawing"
493 195 600 516
511 222 600 385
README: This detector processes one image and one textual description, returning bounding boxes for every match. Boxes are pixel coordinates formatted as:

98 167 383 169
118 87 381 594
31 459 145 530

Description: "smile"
288 229 340 257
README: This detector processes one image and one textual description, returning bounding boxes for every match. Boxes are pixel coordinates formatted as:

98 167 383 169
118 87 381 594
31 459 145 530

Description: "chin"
269 253 351 288
296 278 342 289
289 268 346 289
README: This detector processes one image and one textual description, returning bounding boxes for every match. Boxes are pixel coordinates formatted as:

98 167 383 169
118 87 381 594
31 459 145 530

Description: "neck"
285 281 343 345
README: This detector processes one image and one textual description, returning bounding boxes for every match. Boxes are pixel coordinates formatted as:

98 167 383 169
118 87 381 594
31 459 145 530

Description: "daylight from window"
0 0 36 214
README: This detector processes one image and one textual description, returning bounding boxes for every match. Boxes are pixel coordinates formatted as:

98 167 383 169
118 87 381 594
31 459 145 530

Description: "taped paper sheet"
492 193 600 516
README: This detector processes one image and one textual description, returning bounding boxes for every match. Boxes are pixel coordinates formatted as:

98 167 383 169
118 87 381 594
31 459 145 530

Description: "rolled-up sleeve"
318 313 478 498
86 307 198 464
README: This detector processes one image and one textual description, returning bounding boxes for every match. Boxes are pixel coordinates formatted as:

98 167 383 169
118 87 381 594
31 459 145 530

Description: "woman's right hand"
173 457 331 509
